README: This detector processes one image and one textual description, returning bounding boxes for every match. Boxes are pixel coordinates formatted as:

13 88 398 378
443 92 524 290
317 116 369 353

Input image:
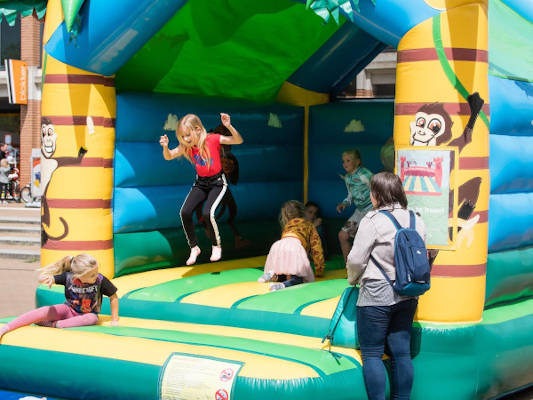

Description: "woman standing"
346 172 427 400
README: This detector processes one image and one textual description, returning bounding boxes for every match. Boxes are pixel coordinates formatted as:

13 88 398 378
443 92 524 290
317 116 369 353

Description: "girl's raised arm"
219 113 244 145
160 134 184 160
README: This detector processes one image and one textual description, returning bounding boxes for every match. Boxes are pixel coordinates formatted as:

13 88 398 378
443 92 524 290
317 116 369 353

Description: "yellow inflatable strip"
46 168 113 199
100 316 363 366
44 126 116 158
179 268 347 308
41 84 116 117
396 62 489 102
300 296 340 318
39 208 113 241
114 256 266 297
276 81 329 107
181 282 269 307
45 55 106 77
0 323 318 379
41 249 114 277
423 0 486 10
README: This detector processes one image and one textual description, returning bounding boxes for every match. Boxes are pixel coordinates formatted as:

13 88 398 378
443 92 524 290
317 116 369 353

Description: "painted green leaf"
306 0 377 24
61 0 85 32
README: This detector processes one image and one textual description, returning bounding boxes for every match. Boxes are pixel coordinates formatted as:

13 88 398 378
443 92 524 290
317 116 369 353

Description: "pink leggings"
6 304 98 331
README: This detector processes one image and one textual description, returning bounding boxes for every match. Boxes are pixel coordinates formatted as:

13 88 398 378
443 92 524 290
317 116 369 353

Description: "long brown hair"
176 114 210 165
279 200 305 228
370 172 408 209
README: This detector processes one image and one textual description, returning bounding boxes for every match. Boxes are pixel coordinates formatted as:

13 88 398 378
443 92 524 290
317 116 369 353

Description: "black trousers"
196 188 241 240
0 183 8 199
180 173 227 247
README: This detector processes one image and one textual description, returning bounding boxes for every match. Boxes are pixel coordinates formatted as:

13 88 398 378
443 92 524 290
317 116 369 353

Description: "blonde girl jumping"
160 113 243 265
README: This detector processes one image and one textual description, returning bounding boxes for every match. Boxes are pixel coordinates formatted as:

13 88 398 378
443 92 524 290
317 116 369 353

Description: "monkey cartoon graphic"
409 93 485 247
41 117 87 245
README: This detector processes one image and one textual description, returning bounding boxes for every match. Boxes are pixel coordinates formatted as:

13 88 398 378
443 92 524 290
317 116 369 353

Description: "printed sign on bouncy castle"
160 353 242 400
396 147 457 249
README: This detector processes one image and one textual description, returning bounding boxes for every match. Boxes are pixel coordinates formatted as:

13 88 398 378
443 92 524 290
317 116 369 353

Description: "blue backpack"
370 210 431 296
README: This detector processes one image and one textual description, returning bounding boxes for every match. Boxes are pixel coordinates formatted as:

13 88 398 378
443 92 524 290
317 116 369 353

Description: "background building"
338 47 397 99
0 13 43 187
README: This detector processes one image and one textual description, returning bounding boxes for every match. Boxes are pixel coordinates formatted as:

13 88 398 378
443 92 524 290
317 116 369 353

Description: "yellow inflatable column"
277 82 329 202
40 55 115 278
40 2 115 277
394 2 489 322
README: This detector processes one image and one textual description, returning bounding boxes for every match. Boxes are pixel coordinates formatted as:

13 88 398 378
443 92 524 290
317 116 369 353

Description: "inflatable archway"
1 0 532 399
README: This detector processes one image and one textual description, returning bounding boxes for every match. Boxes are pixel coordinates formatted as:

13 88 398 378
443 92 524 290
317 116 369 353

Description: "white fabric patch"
86 116 95 135
268 112 283 128
344 119 365 132
163 113 179 131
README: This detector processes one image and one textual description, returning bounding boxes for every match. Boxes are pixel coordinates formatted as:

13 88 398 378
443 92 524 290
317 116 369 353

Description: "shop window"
0 15 21 67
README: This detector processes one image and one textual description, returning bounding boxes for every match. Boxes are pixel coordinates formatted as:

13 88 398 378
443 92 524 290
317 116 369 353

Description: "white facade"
355 49 397 97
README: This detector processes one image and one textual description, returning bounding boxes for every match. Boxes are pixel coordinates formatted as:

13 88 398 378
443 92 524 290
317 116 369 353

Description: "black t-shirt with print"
54 272 117 313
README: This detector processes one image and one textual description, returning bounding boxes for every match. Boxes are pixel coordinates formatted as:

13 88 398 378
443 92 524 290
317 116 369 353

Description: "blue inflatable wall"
488 75 533 253
307 100 394 251
113 93 304 275
485 30 533 305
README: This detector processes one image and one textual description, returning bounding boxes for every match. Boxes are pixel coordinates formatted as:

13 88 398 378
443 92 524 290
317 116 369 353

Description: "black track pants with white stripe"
180 174 227 248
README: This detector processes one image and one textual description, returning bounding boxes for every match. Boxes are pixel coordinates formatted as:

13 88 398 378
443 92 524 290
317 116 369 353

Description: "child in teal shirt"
336 149 373 261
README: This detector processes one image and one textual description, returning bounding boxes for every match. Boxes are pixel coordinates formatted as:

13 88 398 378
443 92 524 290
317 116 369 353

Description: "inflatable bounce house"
1 0 532 399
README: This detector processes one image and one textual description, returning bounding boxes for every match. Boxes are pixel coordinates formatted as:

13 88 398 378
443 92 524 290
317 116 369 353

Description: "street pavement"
0 256 39 318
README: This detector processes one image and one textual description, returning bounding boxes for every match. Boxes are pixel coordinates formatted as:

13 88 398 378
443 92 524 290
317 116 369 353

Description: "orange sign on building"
5 59 28 104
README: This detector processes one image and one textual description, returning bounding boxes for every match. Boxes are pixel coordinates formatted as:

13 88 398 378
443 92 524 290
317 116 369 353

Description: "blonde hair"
39 254 98 281
176 114 210 165
342 149 363 166
279 200 305 228
0 158 8 168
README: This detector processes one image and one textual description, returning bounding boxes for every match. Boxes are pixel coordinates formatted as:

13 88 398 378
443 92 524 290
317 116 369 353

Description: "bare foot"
186 246 201 265
210 246 222 262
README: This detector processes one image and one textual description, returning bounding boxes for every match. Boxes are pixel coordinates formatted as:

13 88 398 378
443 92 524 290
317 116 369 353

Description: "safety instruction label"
160 354 242 400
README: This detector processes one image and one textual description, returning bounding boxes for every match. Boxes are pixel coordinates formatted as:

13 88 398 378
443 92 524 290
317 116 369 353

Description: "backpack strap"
370 254 394 287
409 210 416 230
379 210 402 231
372 209 404 287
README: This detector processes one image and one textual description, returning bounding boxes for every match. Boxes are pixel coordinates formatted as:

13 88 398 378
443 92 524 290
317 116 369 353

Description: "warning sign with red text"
160 353 242 400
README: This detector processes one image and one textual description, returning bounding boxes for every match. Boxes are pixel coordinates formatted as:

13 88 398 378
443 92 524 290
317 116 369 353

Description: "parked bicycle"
5 156 40 204
20 183 38 204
